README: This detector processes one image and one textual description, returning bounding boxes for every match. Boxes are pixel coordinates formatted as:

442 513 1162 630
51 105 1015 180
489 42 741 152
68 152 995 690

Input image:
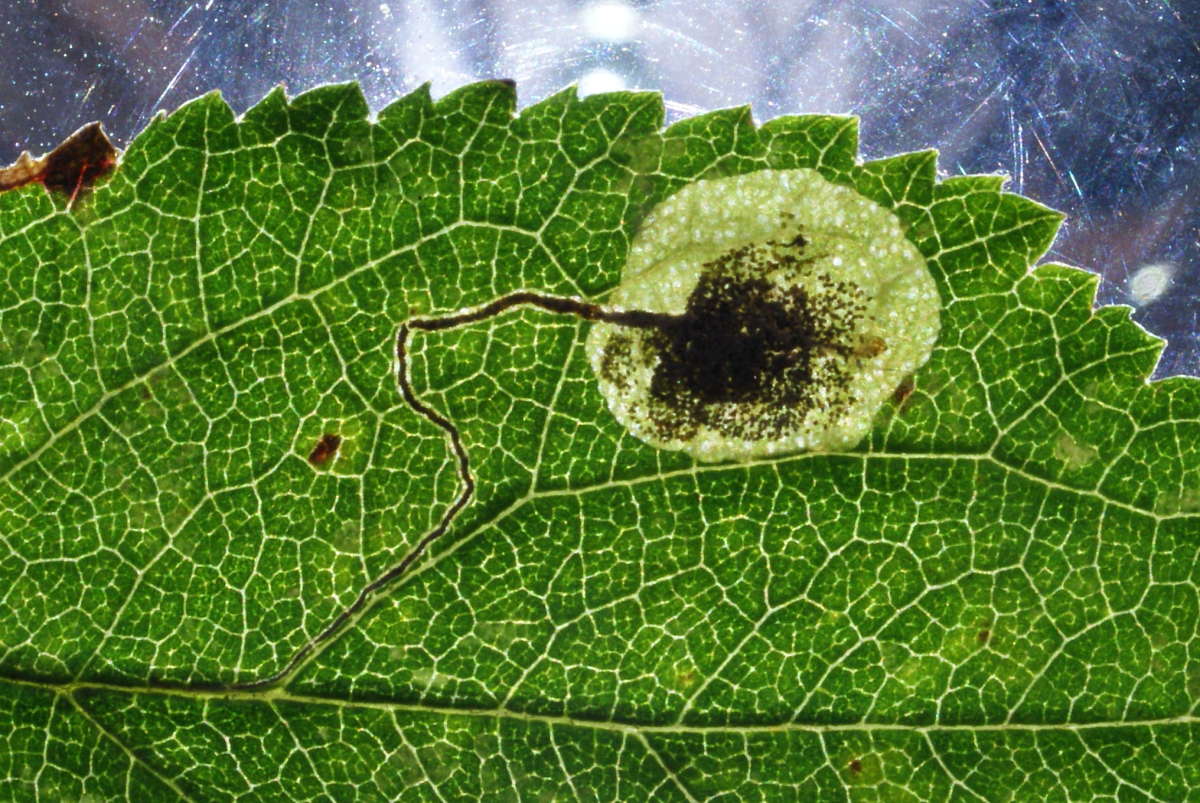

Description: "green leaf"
2 80 1198 800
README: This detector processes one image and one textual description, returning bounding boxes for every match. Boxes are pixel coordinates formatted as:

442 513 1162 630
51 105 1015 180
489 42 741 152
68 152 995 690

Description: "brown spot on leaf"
892 376 914 407
853 334 887 359
849 759 863 774
0 122 119 204
308 433 342 466
674 667 697 689
978 628 991 644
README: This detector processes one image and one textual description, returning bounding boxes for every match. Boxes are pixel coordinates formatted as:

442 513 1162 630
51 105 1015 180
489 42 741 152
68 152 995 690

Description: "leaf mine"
586 168 941 462
3 80 1195 800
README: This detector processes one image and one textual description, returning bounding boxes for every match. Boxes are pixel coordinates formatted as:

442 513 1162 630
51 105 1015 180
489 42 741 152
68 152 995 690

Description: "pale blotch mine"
586 168 941 462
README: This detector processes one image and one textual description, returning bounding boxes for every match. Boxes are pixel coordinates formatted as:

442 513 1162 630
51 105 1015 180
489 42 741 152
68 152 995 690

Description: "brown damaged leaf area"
0 122 119 203
307 433 342 467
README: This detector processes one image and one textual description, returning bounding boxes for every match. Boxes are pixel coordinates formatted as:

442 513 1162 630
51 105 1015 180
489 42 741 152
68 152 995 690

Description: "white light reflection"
382 0 475 99
581 1 640 43
577 68 627 96
1129 263 1174 306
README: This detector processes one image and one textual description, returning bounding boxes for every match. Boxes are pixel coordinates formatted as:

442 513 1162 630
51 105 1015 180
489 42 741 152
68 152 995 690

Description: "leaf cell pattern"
1 81 1198 800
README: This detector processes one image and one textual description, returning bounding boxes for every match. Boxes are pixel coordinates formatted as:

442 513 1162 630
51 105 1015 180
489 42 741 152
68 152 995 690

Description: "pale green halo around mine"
586 168 941 462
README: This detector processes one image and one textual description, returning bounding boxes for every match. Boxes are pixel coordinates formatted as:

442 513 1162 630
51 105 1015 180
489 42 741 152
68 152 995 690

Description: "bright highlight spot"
577 68 627 96
581 1 640 42
1128 262 1173 305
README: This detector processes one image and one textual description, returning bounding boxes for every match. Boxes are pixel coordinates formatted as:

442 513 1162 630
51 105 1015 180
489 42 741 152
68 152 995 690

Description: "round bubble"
587 168 941 462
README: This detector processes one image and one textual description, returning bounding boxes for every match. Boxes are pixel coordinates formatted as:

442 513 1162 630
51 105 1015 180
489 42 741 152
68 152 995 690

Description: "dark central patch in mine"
638 255 865 441
649 274 841 403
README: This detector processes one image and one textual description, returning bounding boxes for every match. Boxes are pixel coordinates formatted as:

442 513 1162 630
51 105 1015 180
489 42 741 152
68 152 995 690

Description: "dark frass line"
239 280 856 690
234 291 688 690
405 291 682 332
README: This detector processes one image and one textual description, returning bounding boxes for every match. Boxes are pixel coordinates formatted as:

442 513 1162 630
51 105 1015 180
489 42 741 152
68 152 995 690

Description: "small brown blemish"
892 376 914 407
978 628 991 644
0 122 119 203
848 759 863 774
853 334 887 359
674 668 697 689
308 433 342 466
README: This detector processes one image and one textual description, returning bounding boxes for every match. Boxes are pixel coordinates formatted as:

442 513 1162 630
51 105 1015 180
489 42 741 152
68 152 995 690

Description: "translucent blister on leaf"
587 168 941 462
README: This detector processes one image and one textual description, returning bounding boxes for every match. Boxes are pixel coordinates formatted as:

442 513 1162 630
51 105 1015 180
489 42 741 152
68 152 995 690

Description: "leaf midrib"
3 675 1194 735
260 448 1188 697
7 130 1183 724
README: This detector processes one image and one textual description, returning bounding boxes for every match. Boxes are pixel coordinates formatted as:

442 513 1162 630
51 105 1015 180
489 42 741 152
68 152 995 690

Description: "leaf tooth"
376 82 435 133
431 78 517 121
760 114 858 172
852 149 937 210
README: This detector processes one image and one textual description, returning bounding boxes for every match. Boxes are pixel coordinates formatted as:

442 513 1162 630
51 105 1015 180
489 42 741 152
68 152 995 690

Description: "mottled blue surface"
2 0 1196 375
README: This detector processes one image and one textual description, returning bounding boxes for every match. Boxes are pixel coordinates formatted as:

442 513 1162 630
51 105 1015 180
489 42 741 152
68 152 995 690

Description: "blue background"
2 0 1196 376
